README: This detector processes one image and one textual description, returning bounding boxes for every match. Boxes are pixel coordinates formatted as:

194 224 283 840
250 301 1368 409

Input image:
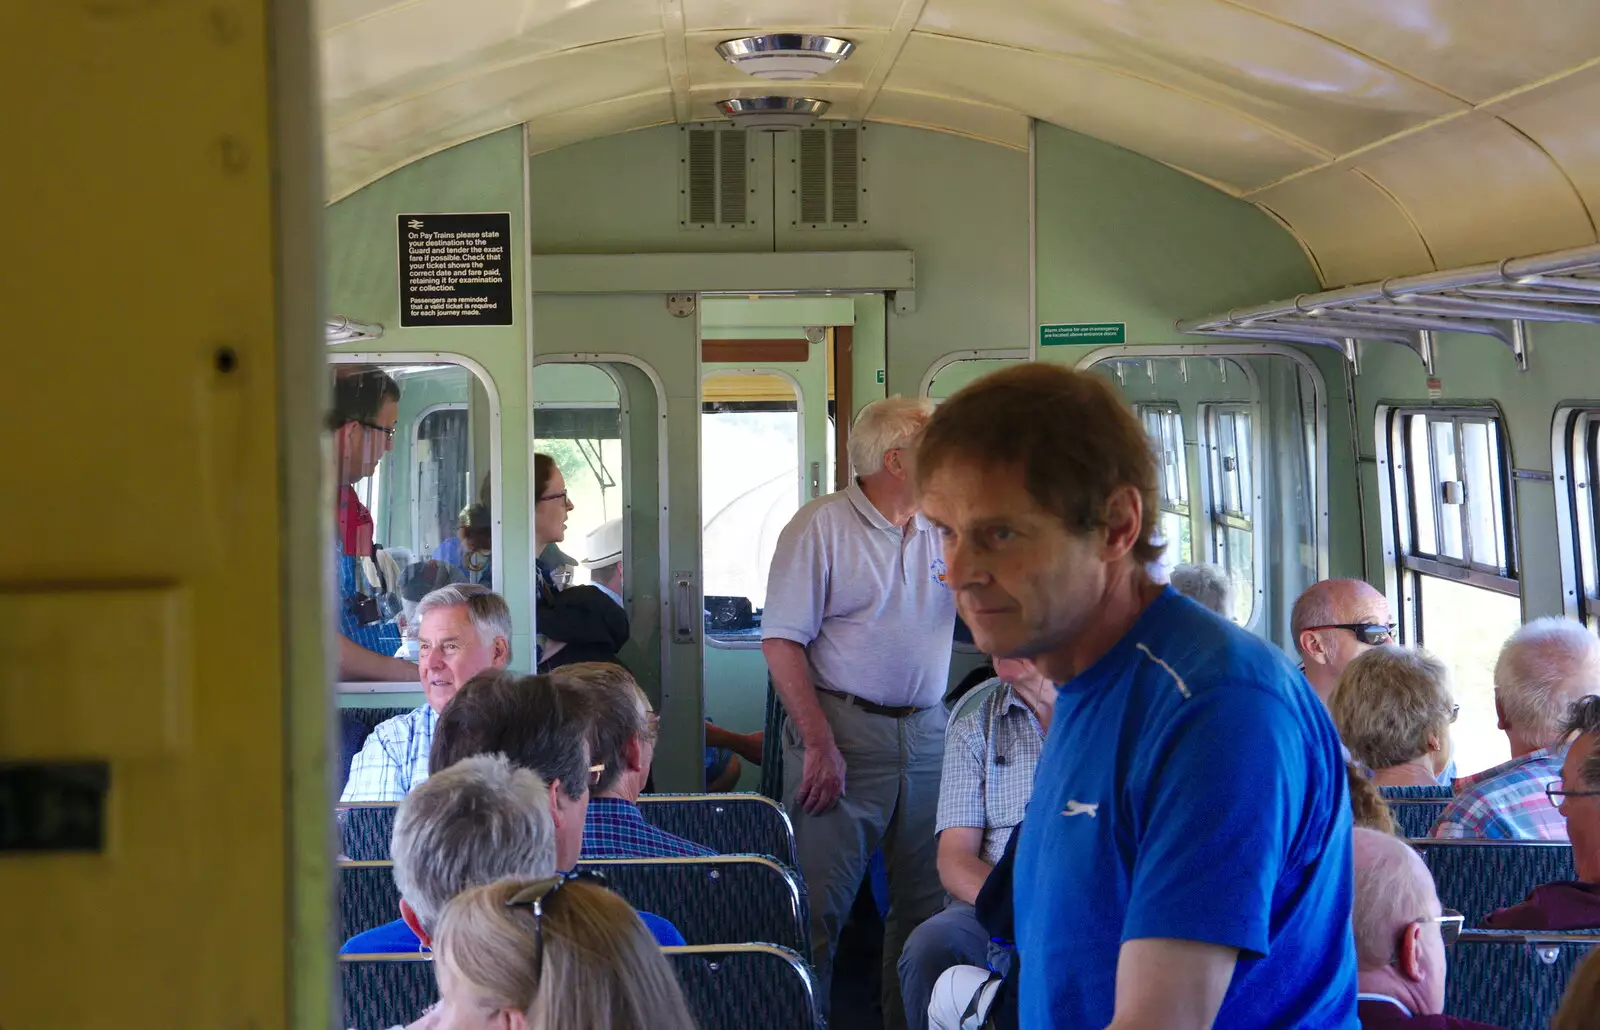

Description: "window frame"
1136 403 1192 565
1554 406 1600 626
1379 404 1520 647
410 402 470 557
1201 400 1262 628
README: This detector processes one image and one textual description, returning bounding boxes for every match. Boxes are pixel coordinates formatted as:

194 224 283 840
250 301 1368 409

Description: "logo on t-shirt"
930 556 950 589
1062 800 1099 818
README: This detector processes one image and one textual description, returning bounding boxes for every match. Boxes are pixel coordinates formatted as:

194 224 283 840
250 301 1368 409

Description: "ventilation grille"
793 125 865 229
681 126 754 230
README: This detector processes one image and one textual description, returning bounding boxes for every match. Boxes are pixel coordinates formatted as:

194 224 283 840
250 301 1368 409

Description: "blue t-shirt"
340 911 687 954
1014 588 1357 1029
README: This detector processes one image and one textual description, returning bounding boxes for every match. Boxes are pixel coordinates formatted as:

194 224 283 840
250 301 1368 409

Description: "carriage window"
1206 404 1254 625
702 372 802 643
329 360 498 665
1389 408 1520 774
1555 410 1600 629
533 408 623 586
1137 404 1192 568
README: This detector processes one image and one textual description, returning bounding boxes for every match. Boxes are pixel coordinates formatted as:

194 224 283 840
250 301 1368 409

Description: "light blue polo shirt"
1014 588 1358 1029
762 481 956 708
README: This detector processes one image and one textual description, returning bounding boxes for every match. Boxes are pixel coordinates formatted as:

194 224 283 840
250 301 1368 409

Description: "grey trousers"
897 901 995 1030
783 691 947 1030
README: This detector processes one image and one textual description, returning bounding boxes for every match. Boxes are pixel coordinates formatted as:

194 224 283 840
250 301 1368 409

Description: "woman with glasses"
429 874 698 1030
532 453 630 674
1331 645 1456 789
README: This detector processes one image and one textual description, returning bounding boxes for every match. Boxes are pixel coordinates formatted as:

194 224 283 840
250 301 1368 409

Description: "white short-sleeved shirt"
761 481 956 708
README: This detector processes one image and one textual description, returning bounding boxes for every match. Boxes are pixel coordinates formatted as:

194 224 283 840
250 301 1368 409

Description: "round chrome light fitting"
716 96 831 130
715 34 855 81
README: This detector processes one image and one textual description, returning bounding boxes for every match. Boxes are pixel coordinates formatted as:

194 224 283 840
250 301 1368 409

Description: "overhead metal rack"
326 315 384 344
1176 241 1600 374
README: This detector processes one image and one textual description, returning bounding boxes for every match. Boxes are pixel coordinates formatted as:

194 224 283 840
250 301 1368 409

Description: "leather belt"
816 687 929 719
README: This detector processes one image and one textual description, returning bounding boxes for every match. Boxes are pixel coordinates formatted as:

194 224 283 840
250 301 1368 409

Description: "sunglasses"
504 870 609 972
1304 622 1396 645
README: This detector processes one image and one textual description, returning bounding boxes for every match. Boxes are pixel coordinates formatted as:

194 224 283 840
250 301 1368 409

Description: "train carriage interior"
17 1 1600 1028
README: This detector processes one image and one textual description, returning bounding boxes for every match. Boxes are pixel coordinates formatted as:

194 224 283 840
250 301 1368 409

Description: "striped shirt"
936 679 1046 865
1430 746 1568 841
340 705 437 803
581 796 717 859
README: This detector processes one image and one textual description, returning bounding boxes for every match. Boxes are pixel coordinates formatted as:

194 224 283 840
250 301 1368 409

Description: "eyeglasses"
356 419 396 441
504 869 609 973
1448 703 1460 724
1418 908 1465 947
537 491 570 505
588 762 605 787
1304 622 1395 645
1546 781 1600 807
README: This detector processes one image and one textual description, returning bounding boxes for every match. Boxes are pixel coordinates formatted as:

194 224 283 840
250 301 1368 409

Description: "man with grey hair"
341 584 513 802
1485 695 1600 928
1170 563 1232 618
763 394 956 1028
1350 827 1495 1029
340 753 555 954
1291 578 1394 706
1432 617 1600 840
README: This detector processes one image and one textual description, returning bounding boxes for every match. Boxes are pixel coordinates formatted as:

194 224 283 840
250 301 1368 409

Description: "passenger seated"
339 753 555 954
1332 646 1456 788
1169 562 1232 617
1351 827 1496 1029
340 585 511 802
552 662 715 859
900 657 1052 1030
431 502 492 586
1291 578 1394 706
1484 695 1600 929
428 669 684 945
1432 617 1600 840
432 876 699 1030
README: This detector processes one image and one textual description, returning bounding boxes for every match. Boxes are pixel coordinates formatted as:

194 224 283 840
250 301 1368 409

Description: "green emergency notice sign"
1039 322 1126 346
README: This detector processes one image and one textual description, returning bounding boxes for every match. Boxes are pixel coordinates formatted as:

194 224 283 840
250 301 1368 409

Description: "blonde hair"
1331 645 1454 771
1345 761 1397 836
435 876 698 1030
1554 945 1600 1030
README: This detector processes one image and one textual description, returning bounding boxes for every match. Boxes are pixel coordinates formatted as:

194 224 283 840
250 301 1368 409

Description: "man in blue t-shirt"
915 364 1357 1030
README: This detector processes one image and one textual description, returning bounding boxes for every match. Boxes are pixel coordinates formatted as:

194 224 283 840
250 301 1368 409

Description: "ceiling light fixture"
716 96 830 130
715 34 855 81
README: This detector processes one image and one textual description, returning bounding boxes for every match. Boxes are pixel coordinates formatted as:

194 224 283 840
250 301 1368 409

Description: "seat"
1412 841 1577 925
338 803 399 862
760 676 787 802
636 793 799 868
665 944 824 1030
338 861 402 941
340 955 435 1030
1445 931 1600 1029
581 855 812 955
1387 799 1450 838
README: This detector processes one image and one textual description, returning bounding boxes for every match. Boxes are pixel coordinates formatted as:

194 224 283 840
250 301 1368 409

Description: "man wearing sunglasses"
1351 827 1495 1030
1291 578 1395 707
1484 695 1600 930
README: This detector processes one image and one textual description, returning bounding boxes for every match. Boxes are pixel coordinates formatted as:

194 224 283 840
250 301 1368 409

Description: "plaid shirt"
340 705 436 803
1429 746 1568 841
581 796 717 859
936 678 1046 865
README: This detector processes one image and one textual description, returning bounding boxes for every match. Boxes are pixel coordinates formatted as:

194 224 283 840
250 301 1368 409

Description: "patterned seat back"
338 803 399 861
581 856 811 955
761 678 787 802
340 955 435 1030
1446 931 1599 1028
338 861 402 941
1387 799 1450 838
1412 841 1577 925
666 945 824 1030
637 793 799 868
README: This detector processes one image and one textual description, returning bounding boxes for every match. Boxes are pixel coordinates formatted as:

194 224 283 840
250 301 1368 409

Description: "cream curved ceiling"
320 0 1600 288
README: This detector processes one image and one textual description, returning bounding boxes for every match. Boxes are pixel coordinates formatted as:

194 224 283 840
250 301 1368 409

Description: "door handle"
673 571 696 644
810 461 821 499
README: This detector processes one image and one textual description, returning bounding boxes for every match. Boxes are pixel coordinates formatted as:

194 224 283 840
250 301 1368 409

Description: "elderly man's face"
1317 586 1393 679
418 604 509 713
921 458 1115 669
1559 732 1600 882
